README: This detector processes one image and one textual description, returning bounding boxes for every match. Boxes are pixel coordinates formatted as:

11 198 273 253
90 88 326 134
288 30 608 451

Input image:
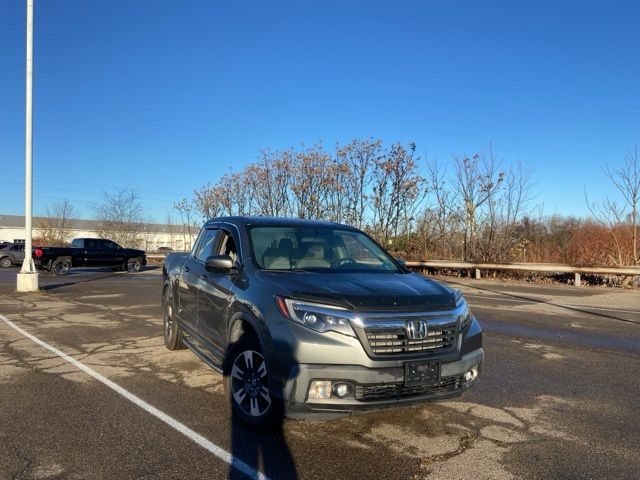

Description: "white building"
0 214 198 252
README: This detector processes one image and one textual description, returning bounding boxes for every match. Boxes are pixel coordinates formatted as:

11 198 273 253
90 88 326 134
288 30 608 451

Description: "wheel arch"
162 279 179 314
227 311 269 351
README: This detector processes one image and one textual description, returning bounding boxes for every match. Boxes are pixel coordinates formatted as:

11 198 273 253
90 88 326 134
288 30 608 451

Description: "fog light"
308 380 332 399
333 382 352 398
464 366 479 382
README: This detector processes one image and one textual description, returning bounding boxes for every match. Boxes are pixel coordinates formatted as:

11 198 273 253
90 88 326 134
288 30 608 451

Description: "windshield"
249 226 400 272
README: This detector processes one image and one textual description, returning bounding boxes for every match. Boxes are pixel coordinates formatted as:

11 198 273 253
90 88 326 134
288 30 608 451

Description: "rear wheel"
127 257 143 272
51 258 71 275
0 257 12 268
224 337 275 428
163 287 186 350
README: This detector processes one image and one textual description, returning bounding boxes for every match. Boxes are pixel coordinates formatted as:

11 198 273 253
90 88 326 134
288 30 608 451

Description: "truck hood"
258 271 456 311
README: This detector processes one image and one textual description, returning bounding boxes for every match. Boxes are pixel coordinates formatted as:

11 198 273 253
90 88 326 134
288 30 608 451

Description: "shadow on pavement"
228 410 298 480
40 265 161 291
223 335 298 480
41 273 121 291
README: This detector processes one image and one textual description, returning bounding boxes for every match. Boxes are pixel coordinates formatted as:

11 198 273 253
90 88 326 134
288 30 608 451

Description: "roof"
0 214 191 234
204 216 355 229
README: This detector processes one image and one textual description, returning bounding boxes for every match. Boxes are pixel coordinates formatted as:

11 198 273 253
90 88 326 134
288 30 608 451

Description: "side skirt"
181 336 224 374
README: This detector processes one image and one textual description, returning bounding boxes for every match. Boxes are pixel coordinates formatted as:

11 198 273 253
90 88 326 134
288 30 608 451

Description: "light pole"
17 0 39 292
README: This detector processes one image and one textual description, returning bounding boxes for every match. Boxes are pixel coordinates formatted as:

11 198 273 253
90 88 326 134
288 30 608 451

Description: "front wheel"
224 338 275 428
126 257 143 272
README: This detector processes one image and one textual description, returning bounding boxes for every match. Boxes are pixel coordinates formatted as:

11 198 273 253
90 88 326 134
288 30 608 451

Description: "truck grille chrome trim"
363 322 457 355
352 305 465 356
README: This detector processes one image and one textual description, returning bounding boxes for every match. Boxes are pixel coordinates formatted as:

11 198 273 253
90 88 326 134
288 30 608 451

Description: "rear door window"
86 239 101 250
102 240 119 250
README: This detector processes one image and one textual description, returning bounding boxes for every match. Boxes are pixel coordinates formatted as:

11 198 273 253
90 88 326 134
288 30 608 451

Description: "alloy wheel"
53 260 70 274
128 259 141 272
230 349 271 417
163 299 174 341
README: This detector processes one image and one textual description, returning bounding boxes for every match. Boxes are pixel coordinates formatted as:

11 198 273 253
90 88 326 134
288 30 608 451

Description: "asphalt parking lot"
1 267 639 479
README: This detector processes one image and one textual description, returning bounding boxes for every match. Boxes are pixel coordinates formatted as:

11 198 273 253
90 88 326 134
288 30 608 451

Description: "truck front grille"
355 375 463 401
363 322 457 355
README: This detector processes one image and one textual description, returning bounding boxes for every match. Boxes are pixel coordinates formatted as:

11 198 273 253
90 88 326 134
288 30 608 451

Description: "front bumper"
282 347 484 419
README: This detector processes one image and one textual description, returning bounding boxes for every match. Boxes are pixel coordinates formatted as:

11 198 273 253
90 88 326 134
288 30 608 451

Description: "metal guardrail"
145 253 640 287
146 254 171 260
405 260 640 286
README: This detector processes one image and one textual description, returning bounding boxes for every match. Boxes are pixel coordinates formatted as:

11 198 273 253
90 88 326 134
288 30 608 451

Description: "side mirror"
396 257 407 268
205 255 234 273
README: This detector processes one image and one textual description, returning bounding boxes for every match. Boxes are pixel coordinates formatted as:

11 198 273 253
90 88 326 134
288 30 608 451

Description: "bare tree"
337 139 381 229
183 140 542 265
37 199 76 246
194 183 223 220
92 188 146 247
586 192 631 266
478 162 535 262
606 146 640 264
452 147 505 260
193 169 255 219
173 198 199 251
231 171 256 216
246 149 293 217
420 158 459 259
371 143 425 243
585 146 640 266
289 144 334 219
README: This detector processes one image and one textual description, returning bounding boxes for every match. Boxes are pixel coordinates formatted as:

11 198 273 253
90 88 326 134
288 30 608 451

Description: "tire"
0 257 12 268
163 287 186 350
224 336 276 428
51 258 71 275
126 257 143 273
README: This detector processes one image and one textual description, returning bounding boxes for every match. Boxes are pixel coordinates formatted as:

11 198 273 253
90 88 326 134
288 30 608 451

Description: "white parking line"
0 313 267 480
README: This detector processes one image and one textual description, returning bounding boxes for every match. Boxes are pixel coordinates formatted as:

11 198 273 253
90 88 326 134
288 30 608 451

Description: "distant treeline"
172 139 638 267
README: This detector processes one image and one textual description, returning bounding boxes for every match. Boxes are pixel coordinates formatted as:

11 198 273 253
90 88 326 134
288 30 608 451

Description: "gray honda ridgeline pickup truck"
162 217 483 427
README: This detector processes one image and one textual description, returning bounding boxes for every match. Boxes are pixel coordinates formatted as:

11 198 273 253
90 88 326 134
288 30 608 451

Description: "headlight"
275 297 356 337
459 303 472 330
454 290 473 330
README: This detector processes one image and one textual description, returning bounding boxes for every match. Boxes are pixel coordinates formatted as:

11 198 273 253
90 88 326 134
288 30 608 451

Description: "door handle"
199 274 208 280
183 266 190 273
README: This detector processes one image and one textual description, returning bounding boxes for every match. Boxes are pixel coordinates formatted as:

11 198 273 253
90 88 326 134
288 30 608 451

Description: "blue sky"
1 0 638 221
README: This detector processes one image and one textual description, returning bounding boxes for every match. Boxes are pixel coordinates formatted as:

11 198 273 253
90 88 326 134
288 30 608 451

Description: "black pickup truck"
35 238 146 275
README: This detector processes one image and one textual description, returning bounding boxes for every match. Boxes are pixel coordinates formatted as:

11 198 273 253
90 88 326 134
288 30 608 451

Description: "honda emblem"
406 320 428 339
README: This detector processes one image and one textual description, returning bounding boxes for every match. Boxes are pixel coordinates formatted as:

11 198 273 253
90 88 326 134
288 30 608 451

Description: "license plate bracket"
404 360 440 387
